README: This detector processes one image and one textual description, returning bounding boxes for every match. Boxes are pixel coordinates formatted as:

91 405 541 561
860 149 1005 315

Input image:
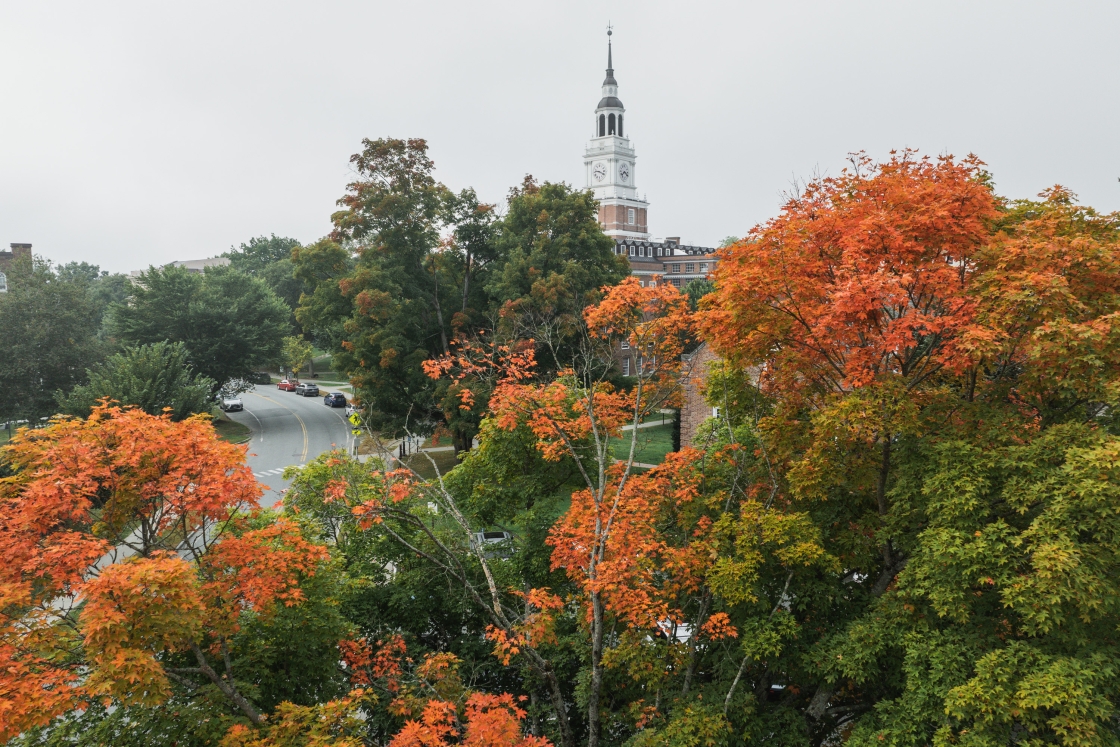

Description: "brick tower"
584 29 649 240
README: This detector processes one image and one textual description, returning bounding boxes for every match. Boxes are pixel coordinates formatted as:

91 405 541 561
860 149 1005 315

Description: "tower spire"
604 24 617 86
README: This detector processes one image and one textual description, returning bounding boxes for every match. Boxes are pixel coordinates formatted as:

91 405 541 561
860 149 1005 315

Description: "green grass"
403 449 462 481
611 424 674 466
213 412 252 444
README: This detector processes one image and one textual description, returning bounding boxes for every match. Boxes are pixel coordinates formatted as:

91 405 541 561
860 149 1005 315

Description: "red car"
277 379 299 392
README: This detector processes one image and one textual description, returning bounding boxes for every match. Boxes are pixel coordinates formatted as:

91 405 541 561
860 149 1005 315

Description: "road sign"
351 428 362 436
348 413 362 426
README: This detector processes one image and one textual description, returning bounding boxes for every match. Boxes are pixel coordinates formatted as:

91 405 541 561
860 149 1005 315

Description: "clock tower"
584 29 649 239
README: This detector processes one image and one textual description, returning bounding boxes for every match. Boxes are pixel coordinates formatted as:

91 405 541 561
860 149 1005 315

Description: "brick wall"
0 243 31 269
679 343 720 448
599 203 647 234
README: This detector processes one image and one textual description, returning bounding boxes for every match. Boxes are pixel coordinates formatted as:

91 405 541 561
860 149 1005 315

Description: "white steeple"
584 27 649 239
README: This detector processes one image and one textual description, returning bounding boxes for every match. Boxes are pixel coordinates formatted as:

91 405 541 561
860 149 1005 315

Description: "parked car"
277 379 299 392
220 396 244 412
345 403 360 418
324 392 347 408
295 383 320 397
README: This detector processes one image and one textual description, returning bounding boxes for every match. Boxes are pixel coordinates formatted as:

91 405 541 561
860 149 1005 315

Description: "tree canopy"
9 148 1120 747
0 255 105 425
56 341 215 421
111 264 290 391
295 141 626 451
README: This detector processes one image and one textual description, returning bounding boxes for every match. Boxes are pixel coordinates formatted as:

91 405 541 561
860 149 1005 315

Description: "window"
671 278 682 287
700 263 708 272
621 339 630 350
598 114 605 137
628 208 635 225
618 113 624 136
622 357 630 375
672 264 681 273
648 279 656 287
656 247 662 257
637 356 644 374
628 246 635 256
712 406 722 418
0 271 6 293
686 263 694 273
639 280 645 287
608 113 616 135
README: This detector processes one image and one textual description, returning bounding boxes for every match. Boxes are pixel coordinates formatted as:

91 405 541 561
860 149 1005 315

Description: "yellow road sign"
348 413 362 426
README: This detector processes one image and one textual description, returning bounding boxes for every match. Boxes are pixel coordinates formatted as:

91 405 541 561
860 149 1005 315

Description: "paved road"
225 384 355 506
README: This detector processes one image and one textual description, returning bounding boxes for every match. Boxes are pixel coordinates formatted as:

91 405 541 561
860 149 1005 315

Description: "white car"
220 396 244 412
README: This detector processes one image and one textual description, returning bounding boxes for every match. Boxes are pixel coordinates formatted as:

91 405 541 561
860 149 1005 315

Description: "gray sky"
2 1 1118 274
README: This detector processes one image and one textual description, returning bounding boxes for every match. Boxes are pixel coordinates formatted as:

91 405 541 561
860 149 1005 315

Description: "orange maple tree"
479 277 695 747
0 404 329 738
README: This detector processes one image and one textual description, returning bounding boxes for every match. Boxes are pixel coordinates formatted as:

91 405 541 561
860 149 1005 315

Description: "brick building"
0 243 32 293
612 237 717 288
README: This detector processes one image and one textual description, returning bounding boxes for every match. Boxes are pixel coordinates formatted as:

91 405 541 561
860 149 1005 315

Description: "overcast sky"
2 1 1117 274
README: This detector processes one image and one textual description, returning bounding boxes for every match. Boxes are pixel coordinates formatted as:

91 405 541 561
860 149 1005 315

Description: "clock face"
593 162 606 181
619 162 630 181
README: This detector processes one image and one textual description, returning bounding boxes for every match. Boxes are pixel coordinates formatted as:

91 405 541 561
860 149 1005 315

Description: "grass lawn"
212 412 252 444
611 424 674 466
403 449 462 481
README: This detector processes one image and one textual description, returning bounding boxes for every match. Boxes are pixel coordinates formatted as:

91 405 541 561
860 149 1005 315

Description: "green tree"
487 176 629 355
291 238 355 354
110 264 289 392
225 235 307 331
313 138 499 447
56 341 215 421
51 261 133 339
280 336 313 378
681 277 714 312
0 255 104 424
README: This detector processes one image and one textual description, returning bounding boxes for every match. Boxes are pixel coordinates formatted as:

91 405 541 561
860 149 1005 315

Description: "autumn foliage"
0 404 329 738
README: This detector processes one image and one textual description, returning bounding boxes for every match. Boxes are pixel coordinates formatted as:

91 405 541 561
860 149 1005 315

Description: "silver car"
220 396 243 412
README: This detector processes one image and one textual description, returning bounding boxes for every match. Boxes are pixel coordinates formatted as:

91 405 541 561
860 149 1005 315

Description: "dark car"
295 383 320 397
324 392 347 408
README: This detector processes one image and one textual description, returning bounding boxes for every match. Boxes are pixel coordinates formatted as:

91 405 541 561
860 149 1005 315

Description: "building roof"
615 238 717 257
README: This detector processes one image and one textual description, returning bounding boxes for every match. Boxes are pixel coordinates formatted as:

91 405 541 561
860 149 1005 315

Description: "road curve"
224 384 354 506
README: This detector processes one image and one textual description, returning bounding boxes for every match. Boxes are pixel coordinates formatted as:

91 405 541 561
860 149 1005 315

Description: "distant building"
129 256 230 280
0 243 33 293
581 31 719 287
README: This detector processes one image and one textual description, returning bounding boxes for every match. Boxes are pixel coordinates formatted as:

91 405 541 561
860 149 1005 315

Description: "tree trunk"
587 591 605 747
452 430 472 455
190 643 262 724
429 261 450 356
